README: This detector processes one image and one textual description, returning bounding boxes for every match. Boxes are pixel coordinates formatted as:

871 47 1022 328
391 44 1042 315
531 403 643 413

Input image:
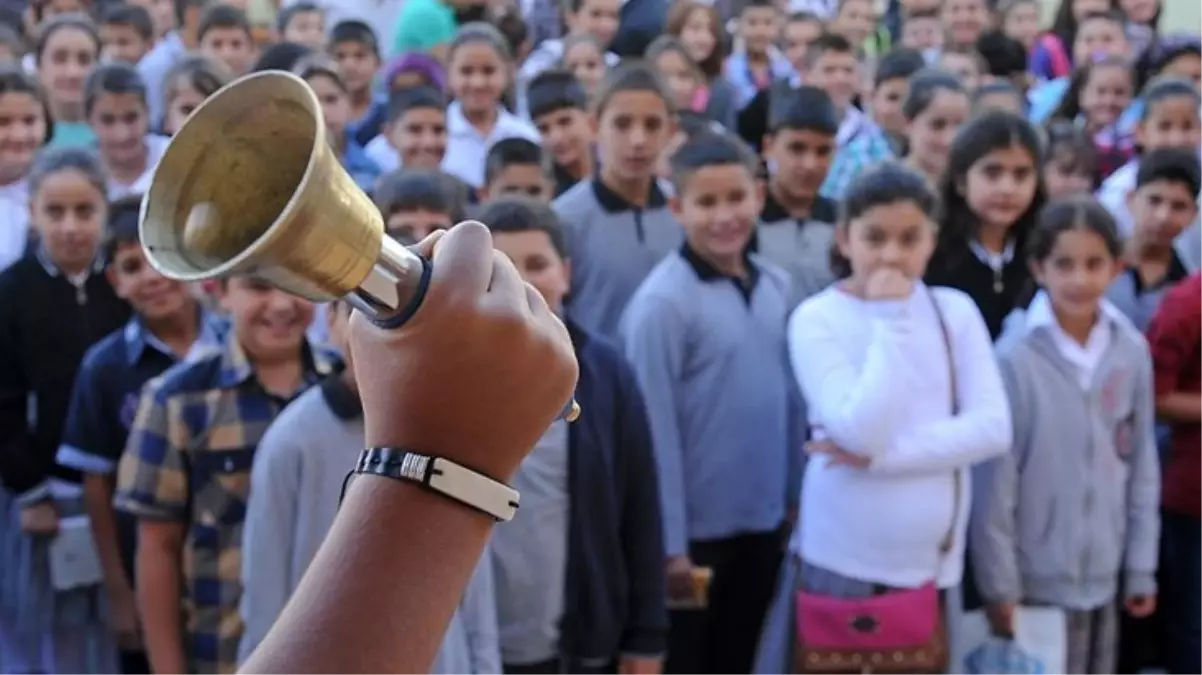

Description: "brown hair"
665 1 725 80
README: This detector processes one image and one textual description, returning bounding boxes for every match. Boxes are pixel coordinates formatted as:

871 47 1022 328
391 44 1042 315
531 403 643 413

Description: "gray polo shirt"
752 194 839 308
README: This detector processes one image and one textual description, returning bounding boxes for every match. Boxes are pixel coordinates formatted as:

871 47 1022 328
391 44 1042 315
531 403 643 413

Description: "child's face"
941 0 990 48
164 82 205 136
831 0 875 48
283 10 325 50
782 18 822 72
308 74 351 140
594 90 673 181
534 107 592 170
126 0 175 37
1080 64 1133 130
679 9 716 65
1030 227 1119 323
217 277 315 362
448 42 508 116
836 200 936 283
1072 0 1112 20
901 17 944 51
672 163 762 260
101 22 151 64
89 92 150 167
765 128 835 201
908 90 969 178
937 53 982 91
1043 155 1094 199
566 0 620 48
30 169 104 272
655 50 700 111
1127 179 1199 248
491 229 570 311
870 76 909 136
1136 97 1201 152
1003 2 1040 49
1073 19 1128 65
487 163 553 201
739 6 779 56
1161 52 1202 92
37 27 97 106
386 208 452 245
199 27 255 76
962 143 1039 231
108 241 195 321
0 92 48 180
563 41 605 97
1120 0 1159 23
331 39 380 96
388 106 448 169
805 50 859 111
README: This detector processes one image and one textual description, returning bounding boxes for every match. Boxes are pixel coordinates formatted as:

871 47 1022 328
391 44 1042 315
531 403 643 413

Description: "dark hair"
902 68 966 121
802 33 854 71
492 4 528 60
293 54 347 93
0 66 53 149
484 137 544 185
163 55 231 114
645 35 703 88
173 0 214 31
677 109 722 138
769 84 839 134
1050 0 1117 54
831 161 942 278
28 146 108 201
873 48 926 88
1137 35 1201 90
1135 147 1202 195
476 196 567 259
386 85 446 123
1042 119 1097 176
329 19 379 57
101 194 144 262
665 0 726 79
1072 9 1126 46
975 29 1028 78
101 3 154 42
197 3 252 43
527 69 588 119
34 14 101 66
1051 55 1132 123
592 60 672 117
1141 75 1202 121
972 80 1028 115
84 62 147 118
903 7 940 22
740 0 779 15
1025 195 1122 266
253 41 313 72
935 110 1046 269
277 1 321 33
669 130 757 195
374 170 468 223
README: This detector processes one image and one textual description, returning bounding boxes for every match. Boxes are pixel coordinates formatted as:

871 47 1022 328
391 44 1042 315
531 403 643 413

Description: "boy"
101 3 156 65
275 2 324 49
975 29 1031 94
619 132 800 674
900 8 943 58
56 197 225 675
237 299 500 673
114 273 331 674
293 56 381 191
197 4 257 76
1106 148 1201 330
481 138 554 201
782 11 823 75
936 46 985 94
1030 11 1132 123
127 0 176 39
139 0 213 126
365 86 448 174
528 69 594 196
799 33 866 148
724 0 793 110
374 169 468 245
328 20 384 142
480 196 667 675
758 86 839 306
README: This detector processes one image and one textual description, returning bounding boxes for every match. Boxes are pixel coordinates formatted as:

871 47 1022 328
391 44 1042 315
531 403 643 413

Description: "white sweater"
787 284 1011 589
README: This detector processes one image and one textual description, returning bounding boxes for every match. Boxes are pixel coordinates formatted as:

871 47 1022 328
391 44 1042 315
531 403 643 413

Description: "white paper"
49 515 104 591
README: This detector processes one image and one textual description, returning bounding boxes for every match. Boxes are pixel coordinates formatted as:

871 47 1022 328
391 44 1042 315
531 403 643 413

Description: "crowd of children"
0 0 1198 673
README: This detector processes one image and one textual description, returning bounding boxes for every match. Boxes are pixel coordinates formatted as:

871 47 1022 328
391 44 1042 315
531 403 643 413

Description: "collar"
122 308 226 365
759 189 837 224
320 369 363 421
1025 290 1123 336
680 242 760 296
968 238 1017 269
591 177 667 213
1126 252 1189 294
447 101 531 140
35 245 105 279
213 336 335 392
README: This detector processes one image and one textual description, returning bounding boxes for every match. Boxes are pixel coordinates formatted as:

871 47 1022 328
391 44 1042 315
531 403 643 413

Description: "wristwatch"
341 447 521 522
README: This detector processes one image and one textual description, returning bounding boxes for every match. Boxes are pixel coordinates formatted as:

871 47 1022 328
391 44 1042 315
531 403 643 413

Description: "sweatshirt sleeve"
0 285 48 500
787 296 923 459
1124 348 1161 599
620 292 690 558
969 354 1026 605
460 551 501 674
870 292 1013 474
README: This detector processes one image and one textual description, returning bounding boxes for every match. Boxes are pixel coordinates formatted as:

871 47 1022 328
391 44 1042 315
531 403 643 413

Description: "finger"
428 221 495 302
407 228 448 259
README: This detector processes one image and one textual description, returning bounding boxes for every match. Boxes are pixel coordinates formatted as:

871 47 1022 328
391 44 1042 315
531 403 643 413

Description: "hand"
350 222 579 483
1125 595 1157 618
864 267 914 301
985 602 1016 638
665 555 696 602
620 656 663 675
106 584 141 650
805 439 871 469
19 501 58 535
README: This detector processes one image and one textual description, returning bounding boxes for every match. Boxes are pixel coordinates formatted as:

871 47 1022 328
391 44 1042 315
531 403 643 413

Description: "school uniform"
620 245 802 674
1105 252 1190 331
0 179 29 271
107 135 171 200
926 240 1030 341
114 338 335 674
442 102 540 189
555 178 683 338
1097 157 1202 270
973 292 1160 675
750 191 838 307
724 49 795 111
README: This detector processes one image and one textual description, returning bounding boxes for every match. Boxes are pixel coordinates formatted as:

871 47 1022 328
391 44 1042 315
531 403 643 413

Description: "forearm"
83 475 132 594
1156 393 1202 423
240 475 494 674
137 544 187 673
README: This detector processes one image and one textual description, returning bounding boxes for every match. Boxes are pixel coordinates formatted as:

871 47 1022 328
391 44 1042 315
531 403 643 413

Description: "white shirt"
1026 292 1117 390
108 135 171 200
442 102 540 189
0 179 29 271
283 0 407 56
787 284 1011 588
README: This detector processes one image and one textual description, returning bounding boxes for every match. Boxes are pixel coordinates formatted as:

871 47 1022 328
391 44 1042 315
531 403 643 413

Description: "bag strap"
928 287 962 563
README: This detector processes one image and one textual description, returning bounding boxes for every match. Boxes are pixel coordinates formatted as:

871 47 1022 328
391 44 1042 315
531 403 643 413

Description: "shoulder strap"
928 287 962 561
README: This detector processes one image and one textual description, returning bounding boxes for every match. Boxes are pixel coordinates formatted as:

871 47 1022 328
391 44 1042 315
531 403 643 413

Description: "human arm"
1146 275 1202 423
138 520 189 674
1124 350 1161 601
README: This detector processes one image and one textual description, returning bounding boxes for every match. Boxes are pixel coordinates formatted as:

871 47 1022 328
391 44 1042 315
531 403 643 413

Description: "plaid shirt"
114 337 334 674
819 125 897 200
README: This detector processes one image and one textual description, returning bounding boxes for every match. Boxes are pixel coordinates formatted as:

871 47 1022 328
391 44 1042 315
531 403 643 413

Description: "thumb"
427 221 495 304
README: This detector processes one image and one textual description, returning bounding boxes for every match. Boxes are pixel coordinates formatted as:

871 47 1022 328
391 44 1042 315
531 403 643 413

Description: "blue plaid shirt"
114 337 334 674
819 126 897 200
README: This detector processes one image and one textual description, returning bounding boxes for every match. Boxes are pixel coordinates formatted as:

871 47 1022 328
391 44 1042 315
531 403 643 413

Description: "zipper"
73 278 87 305
991 264 1004 294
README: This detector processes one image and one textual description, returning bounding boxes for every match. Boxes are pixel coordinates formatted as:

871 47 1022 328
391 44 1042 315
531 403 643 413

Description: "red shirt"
1146 273 1202 518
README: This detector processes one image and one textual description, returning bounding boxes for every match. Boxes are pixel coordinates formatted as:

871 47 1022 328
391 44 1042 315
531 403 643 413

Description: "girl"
754 161 1010 674
1030 0 1117 81
646 36 739 130
444 24 539 189
293 55 381 192
0 147 129 675
926 110 1046 340
0 66 51 270
971 196 1159 675
1042 120 1099 198
34 14 100 148
941 0 992 50
999 0 1042 54
83 62 171 199
382 51 447 94
1051 56 1137 180
518 0 620 88
159 55 231 136
665 1 739 130
900 69 971 188
1029 11 1133 123
1121 0 1161 59
559 34 607 101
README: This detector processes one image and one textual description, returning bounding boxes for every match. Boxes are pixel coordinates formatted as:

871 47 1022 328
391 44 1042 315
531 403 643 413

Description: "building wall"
1038 0 1201 37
